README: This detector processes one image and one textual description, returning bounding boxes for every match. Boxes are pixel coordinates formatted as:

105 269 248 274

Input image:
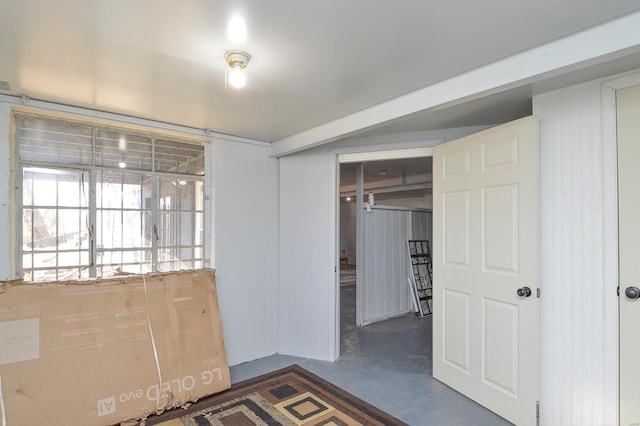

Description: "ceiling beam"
271 11 640 157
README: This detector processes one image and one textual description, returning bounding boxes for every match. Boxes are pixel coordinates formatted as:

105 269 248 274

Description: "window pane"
57 268 82 281
122 175 150 209
158 178 202 211
58 209 85 250
29 170 57 206
195 247 204 259
33 269 58 282
159 179 178 210
159 212 197 247
95 130 152 171
19 115 93 165
33 251 55 269
98 250 121 265
97 171 123 208
31 208 57 250
24 168 89 208
22 253 32 270
57 173 89 208
58 250 82 268
155 140 204 175
122 211 143 248
97 210 122 248
97 171 151 209
195 212 204 244
158 256 196 272
22 173 33 205
97 250 151 276
22 208 33 251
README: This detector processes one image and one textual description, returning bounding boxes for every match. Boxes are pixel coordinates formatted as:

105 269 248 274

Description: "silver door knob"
517 286 532 298
625 286 640 300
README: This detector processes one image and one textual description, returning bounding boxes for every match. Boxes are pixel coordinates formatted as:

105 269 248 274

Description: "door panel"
433 116 539 426
483 298 518 396
617 84 640 426
443 190 470 267
443 289 471 372
483 184 518 273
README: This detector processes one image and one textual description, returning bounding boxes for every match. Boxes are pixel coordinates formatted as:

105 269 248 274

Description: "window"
16 113 209 282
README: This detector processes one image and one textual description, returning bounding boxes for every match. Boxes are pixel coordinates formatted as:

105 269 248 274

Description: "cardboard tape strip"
142 274 163 413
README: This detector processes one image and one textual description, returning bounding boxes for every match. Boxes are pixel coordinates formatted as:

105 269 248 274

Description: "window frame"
13 111 211 282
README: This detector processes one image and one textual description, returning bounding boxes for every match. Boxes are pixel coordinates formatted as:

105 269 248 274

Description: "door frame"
328 141 440 360
601 71 640 423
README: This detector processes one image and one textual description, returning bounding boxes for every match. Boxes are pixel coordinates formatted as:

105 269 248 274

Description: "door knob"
517 286 532 298
625 286 640 300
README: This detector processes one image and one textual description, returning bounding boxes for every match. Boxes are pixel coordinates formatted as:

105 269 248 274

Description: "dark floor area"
231 272 512 425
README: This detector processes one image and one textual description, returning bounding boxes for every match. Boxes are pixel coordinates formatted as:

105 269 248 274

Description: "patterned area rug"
145 365 405 425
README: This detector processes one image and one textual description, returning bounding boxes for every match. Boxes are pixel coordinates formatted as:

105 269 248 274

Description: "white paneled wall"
412 210 432 242
361 206 413 324
534 80 615 425
360 207 431 324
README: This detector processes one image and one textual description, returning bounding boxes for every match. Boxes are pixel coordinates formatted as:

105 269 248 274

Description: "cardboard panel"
0 269 230 425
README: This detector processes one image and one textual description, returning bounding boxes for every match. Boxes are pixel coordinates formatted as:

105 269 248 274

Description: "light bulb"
227 16 247 43
228 65 247 89
118 161 126 169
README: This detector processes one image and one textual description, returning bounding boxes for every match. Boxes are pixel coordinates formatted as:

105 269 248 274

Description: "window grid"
16 114 207 282
21 168 90 281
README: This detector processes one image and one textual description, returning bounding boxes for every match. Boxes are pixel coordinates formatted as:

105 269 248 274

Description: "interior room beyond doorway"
338 156 433 357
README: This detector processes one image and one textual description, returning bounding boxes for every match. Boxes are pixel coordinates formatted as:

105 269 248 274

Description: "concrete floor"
230 284 512 426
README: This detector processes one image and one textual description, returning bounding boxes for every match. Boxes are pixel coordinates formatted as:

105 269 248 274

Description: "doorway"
337 154 433 358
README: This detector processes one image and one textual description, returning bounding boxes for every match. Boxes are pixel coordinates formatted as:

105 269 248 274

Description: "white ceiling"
1 1 640 145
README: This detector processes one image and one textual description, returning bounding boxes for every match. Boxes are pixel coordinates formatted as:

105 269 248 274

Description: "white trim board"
338 147 434 163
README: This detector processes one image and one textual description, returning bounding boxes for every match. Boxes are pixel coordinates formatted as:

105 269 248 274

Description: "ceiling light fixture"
225 50 251 89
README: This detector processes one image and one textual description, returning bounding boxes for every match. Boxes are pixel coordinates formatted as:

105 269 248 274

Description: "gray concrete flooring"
230 283 512 426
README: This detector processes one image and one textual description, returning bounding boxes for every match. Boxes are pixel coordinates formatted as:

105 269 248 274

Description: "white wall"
279 146 335 359
534 79 617 425
214 139 279 365
0 97 280 367
361 207 413 324
278 126 487 360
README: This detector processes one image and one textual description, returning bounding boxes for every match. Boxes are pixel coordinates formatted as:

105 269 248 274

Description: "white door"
433 116 540 425
617 84 640 426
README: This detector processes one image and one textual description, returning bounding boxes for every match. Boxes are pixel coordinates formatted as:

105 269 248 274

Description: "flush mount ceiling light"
225 50 250 89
